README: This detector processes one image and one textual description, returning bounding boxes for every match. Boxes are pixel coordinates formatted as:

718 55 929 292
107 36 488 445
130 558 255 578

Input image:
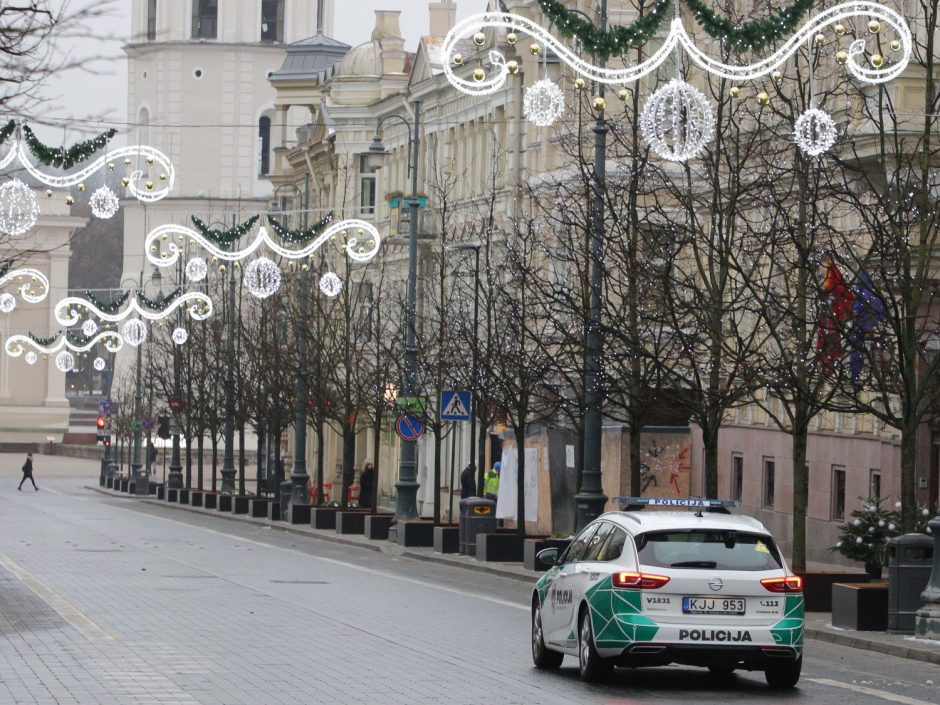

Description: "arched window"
258 115 271 176
137 106 150 146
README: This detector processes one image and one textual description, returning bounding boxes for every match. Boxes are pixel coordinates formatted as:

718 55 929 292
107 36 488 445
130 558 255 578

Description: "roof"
601 511 770 535
268 33 350 83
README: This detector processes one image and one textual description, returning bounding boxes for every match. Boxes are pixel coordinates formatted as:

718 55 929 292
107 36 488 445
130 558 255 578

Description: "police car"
531 498 804 688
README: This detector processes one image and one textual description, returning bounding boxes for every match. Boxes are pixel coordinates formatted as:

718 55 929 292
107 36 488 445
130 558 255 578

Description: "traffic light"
103 437 111 448
156 415 170 440
96 416 109 444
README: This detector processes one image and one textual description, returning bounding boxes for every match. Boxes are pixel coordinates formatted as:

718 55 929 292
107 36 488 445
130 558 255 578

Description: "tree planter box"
288 504 311 524
335 512 366 535
217 495 232 512
120 479 129 493
832 582 888 631
203 492 218 510
128 482 136 495
189 491 204 508
267 502 281 521
231 496 249 514
178 489 190 505
524 538 573 571
798 571 872 612
249 498 270 518
311 507 341 529
156 486 165 501
397 520 435 547
433 525 460 554
148 483 159 496
166 488 179 503
106 477 114 489
477 533 525 562
365 514 393 540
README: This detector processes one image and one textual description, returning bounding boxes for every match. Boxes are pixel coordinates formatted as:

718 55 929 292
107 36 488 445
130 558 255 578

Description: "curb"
804 626 940 666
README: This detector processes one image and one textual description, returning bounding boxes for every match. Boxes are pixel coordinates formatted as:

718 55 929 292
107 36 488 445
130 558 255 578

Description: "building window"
146 0 157 40
359 155 378 215
832 466 847 520
762 458 775 509
869 469 881 501
192 0 218 39
731 453 743 501
261 0 284 42
258 115 271 176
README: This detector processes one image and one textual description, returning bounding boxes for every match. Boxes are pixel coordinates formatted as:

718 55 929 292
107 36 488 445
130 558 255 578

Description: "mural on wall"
638 433 691 498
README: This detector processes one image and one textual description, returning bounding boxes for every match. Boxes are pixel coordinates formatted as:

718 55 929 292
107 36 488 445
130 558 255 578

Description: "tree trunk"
791 425 809 573
477 407 487 495
197 435 204 490
211 436 218 493
433 425 443 525
371 409 382 514
256 423 265 496
629 420 642 497
515 425 527 539
900 424 918 531
238 423 246 495
315 420 325 506
702 421 719 499
341 425 355 508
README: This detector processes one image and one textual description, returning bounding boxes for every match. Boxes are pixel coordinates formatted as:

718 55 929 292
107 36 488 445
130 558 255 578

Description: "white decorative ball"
0 292 16 313
523 79 565 128
895 501 903 509
89 186 120 219
243 257 282 299
853 518 862 527
924 508 931 516
81 319 99 337
0 179 40 237
641 79 715 162
121 318 147 346
24 351 37 365
793 108 838 157
889 523 897 531
93 356 106 371
878 520 886 527
319 271 343 298
172 327 189 345
185 257 208 282
855 537 863 544
836 541 842 548
55 350 75 372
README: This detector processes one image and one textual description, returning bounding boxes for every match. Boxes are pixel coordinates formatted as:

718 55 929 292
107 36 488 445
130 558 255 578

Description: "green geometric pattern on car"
770 594 805 652
535 567 560 605
585 576 660 649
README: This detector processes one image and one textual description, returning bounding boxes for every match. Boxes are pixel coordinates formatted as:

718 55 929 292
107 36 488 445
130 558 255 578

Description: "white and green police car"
532 498 804 688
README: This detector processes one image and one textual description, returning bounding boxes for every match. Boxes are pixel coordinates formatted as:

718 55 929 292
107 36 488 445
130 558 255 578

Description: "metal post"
395 99 423 520
131 271 148 494
168 259 184 489
915 516 940 637
291 173 312 506
469 244 480 494
220 227 237 493
575 0 609 529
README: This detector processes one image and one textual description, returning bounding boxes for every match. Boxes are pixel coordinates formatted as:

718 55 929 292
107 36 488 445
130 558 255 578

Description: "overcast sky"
34 1 487 141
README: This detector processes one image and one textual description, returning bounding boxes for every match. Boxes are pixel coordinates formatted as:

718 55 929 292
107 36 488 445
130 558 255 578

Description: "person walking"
18 452 37 491
459 463 476 500
147 441 158 475
484 461 500 501
358 462 374 510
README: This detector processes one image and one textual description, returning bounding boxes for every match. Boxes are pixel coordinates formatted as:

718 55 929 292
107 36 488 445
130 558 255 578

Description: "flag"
817 259 854 371
849 271 885 381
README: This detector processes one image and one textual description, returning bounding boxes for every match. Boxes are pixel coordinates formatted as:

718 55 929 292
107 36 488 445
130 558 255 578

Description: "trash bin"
460 497 496 556
887 533 935 633
279 480 293 522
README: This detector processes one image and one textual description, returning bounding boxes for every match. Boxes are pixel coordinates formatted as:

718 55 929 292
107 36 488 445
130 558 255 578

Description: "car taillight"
760 576 803 593
612 571 670 589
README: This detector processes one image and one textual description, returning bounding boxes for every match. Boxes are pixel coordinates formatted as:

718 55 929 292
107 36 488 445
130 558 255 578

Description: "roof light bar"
613 497 742 508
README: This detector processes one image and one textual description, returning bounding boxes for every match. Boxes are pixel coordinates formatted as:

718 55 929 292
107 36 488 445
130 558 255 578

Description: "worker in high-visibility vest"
484 461 501 501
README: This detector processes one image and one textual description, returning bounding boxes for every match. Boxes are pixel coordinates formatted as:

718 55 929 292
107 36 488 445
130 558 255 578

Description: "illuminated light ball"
319 272 343 298
814 33 825 46
473 32 486 47
0 178 40 238
121 318 147 347
81 319 99 337
834 23 846 36
0 293 16 313
890 40 901 52
895 501 902 509
45 189 53 198
107 162 115 171
855 537 863 544
853 518 862 527
618 88 630 101
123 158 132 166
65 195 75 206
93 357 106 371
121 177 130 187
889 523 897 530
172 327 189 345
145 181 155 191
771 70 783 85
472 67 486 82
243 257 282 299
55 351 75 373
529 43 541 56
836 50 849 65
185 257 208 282
870 53 884 68
506 60 519 75
523 79 565 128
507 32 517 45
146 156 155 166
89 186 120 219
78 183 86 192
729 86 741 98
453 53 464 65
793 108 838 157
868 20 881 34
640 79 715 163
924 508 931 516
756 91 770 106
159 173 167 181
593 96 606 111
24 351 37 365
574 77 586 90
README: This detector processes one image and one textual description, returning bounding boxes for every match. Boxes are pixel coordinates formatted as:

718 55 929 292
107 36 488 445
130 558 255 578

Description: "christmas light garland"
84 290 129 314
137 287 183 312
54 289 213 326
537 0 671 60
21 125 117 169
191 215 260 247
683 0 817 53
266 212 335 244
0 120 15 146
0 267 50 304
5 329 124 358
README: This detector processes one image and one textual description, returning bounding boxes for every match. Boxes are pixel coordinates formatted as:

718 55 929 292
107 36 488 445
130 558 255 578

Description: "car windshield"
635 529 783 571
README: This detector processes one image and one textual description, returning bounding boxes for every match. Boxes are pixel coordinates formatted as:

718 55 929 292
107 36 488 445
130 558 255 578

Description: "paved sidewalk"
94 484 940 666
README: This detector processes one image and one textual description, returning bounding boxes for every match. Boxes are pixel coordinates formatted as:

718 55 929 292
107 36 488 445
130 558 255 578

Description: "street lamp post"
367 99 423 520
128 268 161 495
220 229 237 494
167 255 184 489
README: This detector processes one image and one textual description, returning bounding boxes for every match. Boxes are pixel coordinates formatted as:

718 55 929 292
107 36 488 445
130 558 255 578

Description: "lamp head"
365 135 387 171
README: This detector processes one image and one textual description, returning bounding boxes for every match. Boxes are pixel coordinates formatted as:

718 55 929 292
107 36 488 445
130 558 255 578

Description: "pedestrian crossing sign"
440 390 472 422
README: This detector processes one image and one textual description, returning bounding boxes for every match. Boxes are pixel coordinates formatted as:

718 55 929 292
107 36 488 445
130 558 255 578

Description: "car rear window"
635 530 783 571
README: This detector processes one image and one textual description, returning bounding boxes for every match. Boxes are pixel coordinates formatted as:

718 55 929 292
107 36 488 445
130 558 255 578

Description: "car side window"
599 527 627 562
582 522 613 562
560 524 599 564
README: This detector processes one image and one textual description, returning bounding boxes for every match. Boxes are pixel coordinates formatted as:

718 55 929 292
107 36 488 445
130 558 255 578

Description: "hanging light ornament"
88 185 120 219
81 319 99 337
93 356 106 371
24 351 37 365
121 318 147 346
185 257 208 282
172 327 189 345
319 272 343 298
0 293 16 313
793 108 838 157
243 257 282 299
523 79 565 128
55 350 75 373
0 179 40 237
640 79 715 162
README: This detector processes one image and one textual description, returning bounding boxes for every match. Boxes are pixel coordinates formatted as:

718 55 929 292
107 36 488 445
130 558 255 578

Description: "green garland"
267 212 334 245
22 124 117 169
0 120 15 147
0 261 10 279
85 290 129 314
538 0 671 60
684 0 817 53
67 330 94 347
29 332 60 347
138 287 182 312
191 215 259 247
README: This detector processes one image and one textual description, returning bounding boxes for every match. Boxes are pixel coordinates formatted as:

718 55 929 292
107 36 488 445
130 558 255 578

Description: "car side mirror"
537 547 560 567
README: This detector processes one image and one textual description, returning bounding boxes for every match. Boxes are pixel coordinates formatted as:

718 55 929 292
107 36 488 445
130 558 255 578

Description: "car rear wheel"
765 656 802 689
578 609 611 682
531 603 563 669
